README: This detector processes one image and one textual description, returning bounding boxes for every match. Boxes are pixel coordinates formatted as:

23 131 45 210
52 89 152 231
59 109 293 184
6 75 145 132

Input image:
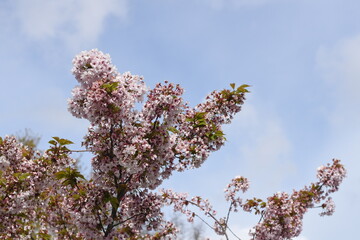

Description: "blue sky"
0 0 359 239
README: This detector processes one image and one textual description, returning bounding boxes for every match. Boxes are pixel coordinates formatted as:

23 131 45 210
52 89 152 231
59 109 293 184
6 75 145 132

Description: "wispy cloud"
314 34 360 239
316 34 360 132
224 100 294 196
317 35 360 105
8 0 127 48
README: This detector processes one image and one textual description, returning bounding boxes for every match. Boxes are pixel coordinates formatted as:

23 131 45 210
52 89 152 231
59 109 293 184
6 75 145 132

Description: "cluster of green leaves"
230 83 250 93
295 184 321 205
101 82 120 94
186 112 207 128
13 172 31 182
205 124 225 141
219 83 250 103
0 170 6 187
55 167 85 188
244 198 267 215
185 112 225 141
48 137 73 148
167 126 179 134
47 137 74 158
108 103 121 113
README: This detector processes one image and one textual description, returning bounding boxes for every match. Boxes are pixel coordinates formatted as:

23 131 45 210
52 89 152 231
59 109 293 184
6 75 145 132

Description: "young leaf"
101 82 120 94
168 126 179 134
58 138 74 146
236 84 251 93
55 167 85 188
14 172 31 181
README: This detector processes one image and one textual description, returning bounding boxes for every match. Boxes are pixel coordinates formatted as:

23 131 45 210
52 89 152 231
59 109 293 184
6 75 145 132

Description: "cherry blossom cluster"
248 159 346 240
72 49 118 89
0 136 82 239
224 176 249 212
161 159 345 240
67 49 248 238
319 197 335 216
160 189 217 223
0 49 346 239
317 158 346 193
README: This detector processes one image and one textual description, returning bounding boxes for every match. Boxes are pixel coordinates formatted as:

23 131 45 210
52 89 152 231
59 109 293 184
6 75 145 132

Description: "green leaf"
79 189 86 196
55 167 85 187
108 103 120 113
14 172 31 181
194 119 207 128
101 82 120 94
189 145 197 154
194 112 207 120
54 171 67 180
58 138 74 146
38 233 52 240
48 140 57 145
167 126 179 134
0 176 7 187
230 83 235 89
72 194 81 200
236 84 251 93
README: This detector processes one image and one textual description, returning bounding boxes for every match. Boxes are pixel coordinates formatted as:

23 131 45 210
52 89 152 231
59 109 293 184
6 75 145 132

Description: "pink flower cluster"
160 189 217 223
0 49 346 239
72 49 118 88
0 136 80 239
67 49 247 238
249 159 346 240
162 160 345 240
224 176 249 212
320 197 335 216
317 159 346 193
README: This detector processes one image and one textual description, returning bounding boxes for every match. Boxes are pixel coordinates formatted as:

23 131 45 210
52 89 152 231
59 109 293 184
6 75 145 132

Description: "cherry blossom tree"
0 49 346 239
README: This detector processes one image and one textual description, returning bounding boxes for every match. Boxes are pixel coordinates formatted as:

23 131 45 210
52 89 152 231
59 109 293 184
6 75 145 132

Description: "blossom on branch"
0 49 346 240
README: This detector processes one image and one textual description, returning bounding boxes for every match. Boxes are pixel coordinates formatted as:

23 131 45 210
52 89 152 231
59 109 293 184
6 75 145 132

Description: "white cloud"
313 34 360 239
10 0 127 48
316 34 360 173
224 101 295 196
317 35 360 105
316 34 360 137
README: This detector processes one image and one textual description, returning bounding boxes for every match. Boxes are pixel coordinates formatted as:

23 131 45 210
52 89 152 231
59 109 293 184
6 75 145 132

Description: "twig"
69 150 91 153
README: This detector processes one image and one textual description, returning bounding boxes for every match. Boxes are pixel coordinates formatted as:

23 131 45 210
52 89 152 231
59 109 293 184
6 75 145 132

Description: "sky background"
0 0 359 239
